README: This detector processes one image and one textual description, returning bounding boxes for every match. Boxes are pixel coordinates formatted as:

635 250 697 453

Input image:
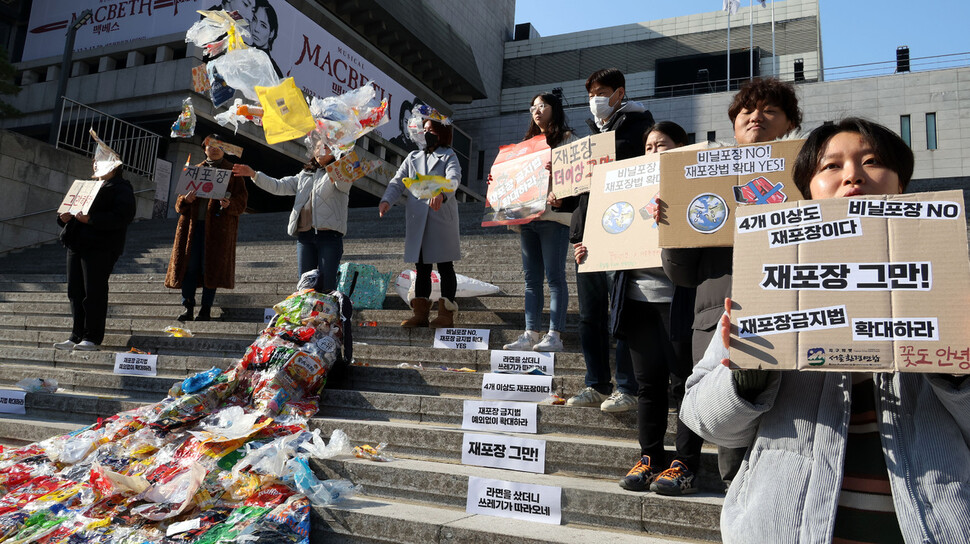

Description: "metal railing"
54 97 162 180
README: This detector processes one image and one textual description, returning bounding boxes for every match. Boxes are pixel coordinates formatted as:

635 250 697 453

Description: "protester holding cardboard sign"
565 68 653 412
500 92 576 353
681 118 970 543
165 135 248 322
379 108 462 328
661 77 802 487
54 136 135 351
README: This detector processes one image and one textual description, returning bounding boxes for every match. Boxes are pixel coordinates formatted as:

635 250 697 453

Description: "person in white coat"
379 117 462 328
232 150 350 292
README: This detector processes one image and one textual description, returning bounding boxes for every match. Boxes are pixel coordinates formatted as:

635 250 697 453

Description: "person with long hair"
681 117 970 543
232 148 350 292
501 92 575 352
379 115 462 328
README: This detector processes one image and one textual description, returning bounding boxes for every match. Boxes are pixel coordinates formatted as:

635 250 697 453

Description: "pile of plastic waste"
0 289 368 543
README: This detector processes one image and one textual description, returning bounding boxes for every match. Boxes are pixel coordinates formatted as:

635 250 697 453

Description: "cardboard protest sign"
175 165 232 200
730 190 970 373
325 150 380 184
550 132 615 197
482 136 551 226
658 139 805 248
58 180 103 215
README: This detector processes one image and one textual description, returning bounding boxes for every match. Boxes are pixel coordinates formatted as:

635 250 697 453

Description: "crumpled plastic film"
305 83 389 156
207 48 280 102
170 97 196 138
402 173 459 199
15 378 58 394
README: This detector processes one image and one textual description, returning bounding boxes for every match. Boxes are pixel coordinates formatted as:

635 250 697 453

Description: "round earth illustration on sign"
602 201 635 234
686 193 728 233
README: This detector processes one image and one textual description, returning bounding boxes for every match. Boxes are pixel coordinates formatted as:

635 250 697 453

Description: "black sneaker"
650 460 698 496
619 455 659 491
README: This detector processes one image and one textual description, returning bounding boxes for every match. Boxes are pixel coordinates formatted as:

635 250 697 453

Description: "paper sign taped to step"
481 374 553 402
462 433 546 474
114 353 158 377
0 389 26 415
463 400 538 434
466 476 561 525
490 350 554 376
434 328 490 350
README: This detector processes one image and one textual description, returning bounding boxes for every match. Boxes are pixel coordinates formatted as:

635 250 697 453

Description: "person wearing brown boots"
379 107 462 329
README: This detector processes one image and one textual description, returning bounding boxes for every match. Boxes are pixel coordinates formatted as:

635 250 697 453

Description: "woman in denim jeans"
233 150 350 292
501 92 576 353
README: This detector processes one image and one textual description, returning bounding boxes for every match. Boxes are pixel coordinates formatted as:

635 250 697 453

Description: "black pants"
66 249 118 345
622 299 703 470
415 251 456 300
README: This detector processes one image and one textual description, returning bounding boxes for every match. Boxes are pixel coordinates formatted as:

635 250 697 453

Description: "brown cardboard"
550 132 615 197
174 165 232 200
658 139 805 248
58 179 103 216
730 190 970 373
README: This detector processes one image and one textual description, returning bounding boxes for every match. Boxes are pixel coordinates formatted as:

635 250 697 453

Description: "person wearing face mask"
165 135 249 322
563 68 654 413
661 77 802 489
233 146 349 294
379 112 462 328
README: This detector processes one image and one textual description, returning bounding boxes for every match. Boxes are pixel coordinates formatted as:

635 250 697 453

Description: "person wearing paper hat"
233 148 350 293
165 135 249 322
681 118 970 544
54 134 135 351
379 107 462 328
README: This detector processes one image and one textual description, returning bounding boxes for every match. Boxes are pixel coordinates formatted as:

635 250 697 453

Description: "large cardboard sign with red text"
730 190 970 373
175 165 232 200
58 180 103 216
550 132 615 197
658 139 805 248
483 136 551 227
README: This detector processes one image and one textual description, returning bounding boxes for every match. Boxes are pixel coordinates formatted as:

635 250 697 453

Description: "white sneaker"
53 339 75 351
533 333 563 352
600 391 637 413
566 387 608 407
503 331 541 351
73 340 99 351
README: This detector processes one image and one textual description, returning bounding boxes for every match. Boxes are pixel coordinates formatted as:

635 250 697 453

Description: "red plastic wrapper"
244 482 295 507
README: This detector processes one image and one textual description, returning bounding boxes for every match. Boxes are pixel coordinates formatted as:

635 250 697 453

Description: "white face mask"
589 90 617 121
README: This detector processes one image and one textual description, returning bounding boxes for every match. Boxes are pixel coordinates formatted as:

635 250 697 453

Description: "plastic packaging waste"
394 269 500 302
207 48 280 102
299 429 354 459
164 326 194 337
402 173 458 199
353 442 394 462
15 378 58 394
181 367 223 395
170 97 196 138
285 457 360 505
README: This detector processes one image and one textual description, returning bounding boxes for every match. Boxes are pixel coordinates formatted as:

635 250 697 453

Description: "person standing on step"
54 140 135 351
662 77 802 490
564 68 654 413
501 92 576 353
165 135 248 322
379 109 461 329
233 147 349 293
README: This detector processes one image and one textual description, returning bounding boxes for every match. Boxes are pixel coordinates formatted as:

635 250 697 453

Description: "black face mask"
424 131 439 150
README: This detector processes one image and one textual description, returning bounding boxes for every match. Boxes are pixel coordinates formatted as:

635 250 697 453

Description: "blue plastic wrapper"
181 367 223 394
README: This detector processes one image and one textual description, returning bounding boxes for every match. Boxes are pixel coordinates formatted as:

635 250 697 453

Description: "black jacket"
58 174 136 257
660 246 733 334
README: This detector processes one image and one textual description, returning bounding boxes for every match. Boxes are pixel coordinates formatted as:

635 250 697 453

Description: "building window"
706 131 716 142
899 115 911 147
925 113 937 150
477 150 485 180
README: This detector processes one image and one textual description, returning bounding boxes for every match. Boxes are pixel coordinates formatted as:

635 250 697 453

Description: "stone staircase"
0 203 723 543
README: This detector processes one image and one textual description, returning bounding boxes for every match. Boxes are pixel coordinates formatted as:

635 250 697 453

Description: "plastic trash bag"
15 378 58 394
189 405 265 442
185 10 250 48
234 431 304 478
285 457 360 506
394 269 500 302
170 97 196 138
257 78 316 145
402 173 458 199
305 84 388 156
299 428 354 459
215 98 263 132
207 48 279 102
132 462 207 520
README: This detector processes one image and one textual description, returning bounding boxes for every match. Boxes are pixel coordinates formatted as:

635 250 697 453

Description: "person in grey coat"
680 118 970 544
379 117 462 328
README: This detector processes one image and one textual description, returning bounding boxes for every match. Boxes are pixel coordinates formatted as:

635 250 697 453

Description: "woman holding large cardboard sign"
500 92 576 353
681 118 970 543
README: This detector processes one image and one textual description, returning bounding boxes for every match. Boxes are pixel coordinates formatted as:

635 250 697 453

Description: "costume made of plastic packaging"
0 289 365 543
305 84 389 157
170 97 196 138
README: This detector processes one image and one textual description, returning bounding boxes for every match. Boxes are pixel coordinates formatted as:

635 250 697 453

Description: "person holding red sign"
681 118 970 544
165 135 248 322
500 92 576 353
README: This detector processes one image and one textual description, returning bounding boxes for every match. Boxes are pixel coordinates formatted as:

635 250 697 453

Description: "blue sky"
514 0 969 74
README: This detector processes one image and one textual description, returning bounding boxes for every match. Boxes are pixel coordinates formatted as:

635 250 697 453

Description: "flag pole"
749 0 754 79
727 9 732 91
771 0 776 76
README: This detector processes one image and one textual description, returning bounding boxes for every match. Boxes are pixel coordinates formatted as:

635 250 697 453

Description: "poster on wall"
23 0 424 143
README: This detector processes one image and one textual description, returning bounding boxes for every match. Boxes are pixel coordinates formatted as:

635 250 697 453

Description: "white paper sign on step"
462 400 538 434
466 476 561 525
114 353 158 376
490 350 554 375
462 433 545 474
0 390 26 415
434 327 490 350
481 374 553 402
